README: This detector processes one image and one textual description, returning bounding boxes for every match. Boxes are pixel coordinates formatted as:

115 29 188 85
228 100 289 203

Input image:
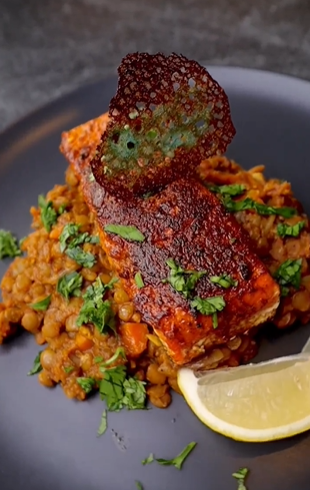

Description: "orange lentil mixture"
1 156 310 407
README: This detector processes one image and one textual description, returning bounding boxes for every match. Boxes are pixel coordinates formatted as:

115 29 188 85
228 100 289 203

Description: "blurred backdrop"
1 0 309 130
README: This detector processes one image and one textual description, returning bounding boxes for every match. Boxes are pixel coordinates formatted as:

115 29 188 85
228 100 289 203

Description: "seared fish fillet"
60 114 280 366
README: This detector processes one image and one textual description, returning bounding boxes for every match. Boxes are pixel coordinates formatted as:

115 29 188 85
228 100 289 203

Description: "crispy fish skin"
60 116 280 365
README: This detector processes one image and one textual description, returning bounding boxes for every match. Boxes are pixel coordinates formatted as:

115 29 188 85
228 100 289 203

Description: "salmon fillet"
60 114 280 366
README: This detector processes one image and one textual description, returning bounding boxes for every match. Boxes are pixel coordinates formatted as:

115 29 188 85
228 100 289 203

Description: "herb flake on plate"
99 365 146 411
27 351 43 376
210 274 238 288
190 295 226 328
38 194 58 232
232 467 249 490
164 259 206 299
135 271 145 288
277 221 305 238
97 409 108 437
76 377 96 394
143 442 197 470
274 258 302 296
104 224 145 242
57 271 83 300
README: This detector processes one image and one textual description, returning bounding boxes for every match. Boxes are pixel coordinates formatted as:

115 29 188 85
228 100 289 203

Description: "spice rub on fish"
61 119 280 366
61 53 280 366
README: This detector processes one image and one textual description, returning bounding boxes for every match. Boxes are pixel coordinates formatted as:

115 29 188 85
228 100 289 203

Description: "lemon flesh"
178 353 310 442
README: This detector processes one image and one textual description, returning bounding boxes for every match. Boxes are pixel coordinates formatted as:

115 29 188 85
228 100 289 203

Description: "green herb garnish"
190 295 226 328
0 230 22 259
223 196 296 218
104 224 145 242
77 277 117 334
38 195 58 232
135 482 144 490
99 365 146 411
57 271 83 300
97 409 107 436
209 184 246 197
274 258 302 296
28 295 51 311
76 377 96 394
59 224 80 252
277 221 305 238
94 356 104 364
145 442 197 470
142 453 154 465
27 351 43 376
232 467 249 490
64 366 74 374
58 204 67 215
210 274 238 288
164 259 206 298
65 247 96 268
99 347 126 368
135 271 145 288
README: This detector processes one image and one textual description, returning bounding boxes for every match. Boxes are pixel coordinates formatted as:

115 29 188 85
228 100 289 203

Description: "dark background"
1 0 310 131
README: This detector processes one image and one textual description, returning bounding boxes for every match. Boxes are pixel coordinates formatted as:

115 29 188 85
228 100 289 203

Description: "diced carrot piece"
75 332 94 351
119 322 149 357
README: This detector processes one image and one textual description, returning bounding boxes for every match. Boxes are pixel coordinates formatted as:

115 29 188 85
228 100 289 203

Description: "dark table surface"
1 0 310 131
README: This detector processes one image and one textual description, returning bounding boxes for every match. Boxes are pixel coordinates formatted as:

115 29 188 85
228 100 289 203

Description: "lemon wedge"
178 353 310 442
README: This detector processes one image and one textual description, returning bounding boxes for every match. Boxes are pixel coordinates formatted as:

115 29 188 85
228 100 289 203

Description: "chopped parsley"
135 482 144 490
274 258 302 296
58 204 67 215
277 221 305 238
210 274 238 288
222 195 296 218
59 223 99 267
0 230 22 259
142 453 154 465
232 467 249 490
28 295 51 311
135 271 145 289
76 377 96 394
38 195 58 232
190 296 226 328
57 271 83 300
97 409 107 437
142 442 197 470
104 224 145 242
94 356 104 363
63 366 74 374
27 351 43 376
99 347 126 368
65 247 96 268
99 365 146 411
164 259 206 299
76 277 117 334
209 183 246 197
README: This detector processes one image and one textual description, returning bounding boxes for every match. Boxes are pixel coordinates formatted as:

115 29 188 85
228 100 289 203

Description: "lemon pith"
178 353 310 442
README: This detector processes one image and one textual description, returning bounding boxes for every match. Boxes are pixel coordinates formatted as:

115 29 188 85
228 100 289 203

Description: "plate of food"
1 53 310 490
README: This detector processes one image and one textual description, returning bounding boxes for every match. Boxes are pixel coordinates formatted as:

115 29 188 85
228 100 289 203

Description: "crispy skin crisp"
60 115 280 366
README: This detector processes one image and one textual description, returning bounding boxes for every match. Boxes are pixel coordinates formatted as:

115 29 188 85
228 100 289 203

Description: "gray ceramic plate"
1 67 310 490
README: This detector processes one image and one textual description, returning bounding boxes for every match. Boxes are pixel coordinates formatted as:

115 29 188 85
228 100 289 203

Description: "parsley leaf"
135 481 144 490
76 377 96 393
135 271 145 289
59 223 99 267
274 258 302 294
210 274 238 288
232 467 249 490
57 271 83 300
142 453 154 465
63 366 74 374
99 365 147 412
209 184 246 197
99 365 127 411
97 409 107 437
28 295 51 311
76 277 117 334
223 195 296 218
38 195 58 232
94 356 104 363
164 259 206 299
99 347 126 368
104 224 145 242
0 230 22 259
59 224 80 252
27 351 43 376
277 221 305 238
190 296 226 328
153 442 197 470
65 247 96 268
